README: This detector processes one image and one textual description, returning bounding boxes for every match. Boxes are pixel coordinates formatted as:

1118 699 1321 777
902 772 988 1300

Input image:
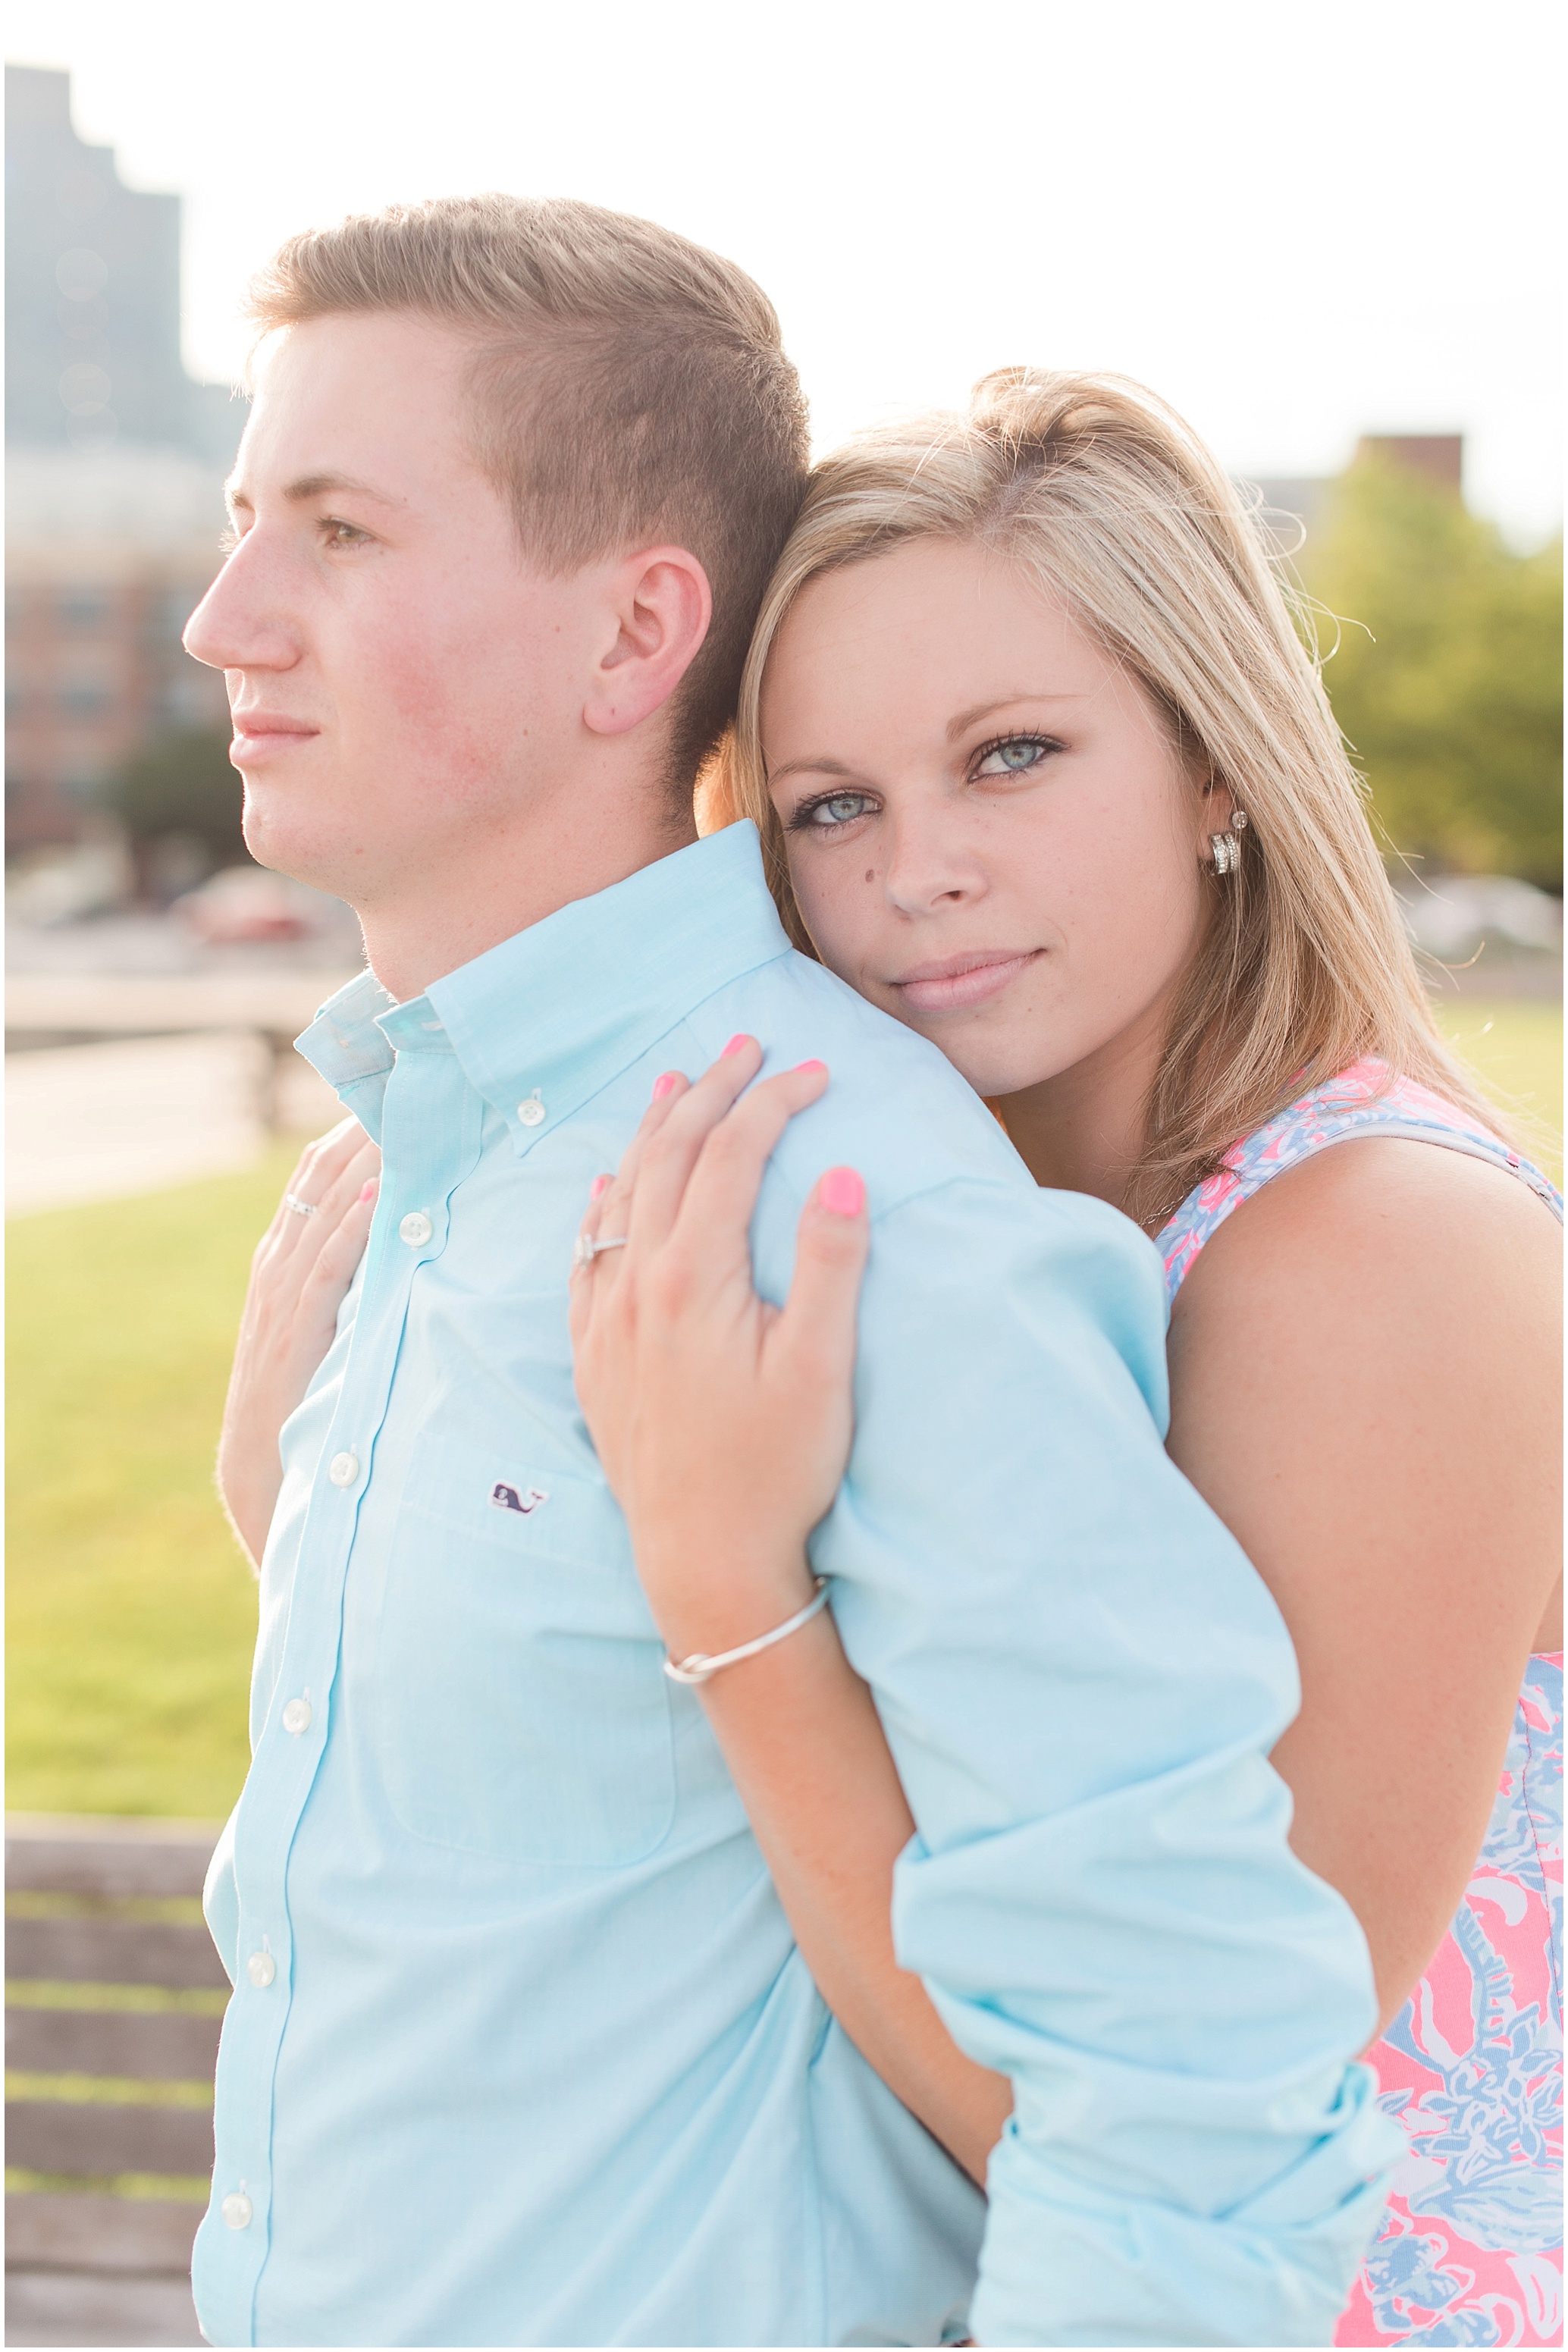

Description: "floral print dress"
1157 1059 1563 2349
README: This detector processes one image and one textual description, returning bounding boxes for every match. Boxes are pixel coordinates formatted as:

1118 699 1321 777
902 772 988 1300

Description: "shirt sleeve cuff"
970 2064 1399 2348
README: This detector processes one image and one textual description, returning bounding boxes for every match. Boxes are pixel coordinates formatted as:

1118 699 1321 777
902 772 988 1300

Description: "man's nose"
882 808 987 917
183 540 299 675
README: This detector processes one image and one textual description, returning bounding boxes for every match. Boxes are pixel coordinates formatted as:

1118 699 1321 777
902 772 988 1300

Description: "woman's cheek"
785 854 854 964
1079 851 1203 1027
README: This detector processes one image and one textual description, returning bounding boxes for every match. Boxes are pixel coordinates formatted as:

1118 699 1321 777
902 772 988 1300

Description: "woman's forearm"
693 1595 1012 2186
567 1053 1010 2179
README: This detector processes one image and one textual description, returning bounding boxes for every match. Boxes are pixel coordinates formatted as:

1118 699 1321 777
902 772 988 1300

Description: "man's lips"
889 949 1043 1014
229 715 321 760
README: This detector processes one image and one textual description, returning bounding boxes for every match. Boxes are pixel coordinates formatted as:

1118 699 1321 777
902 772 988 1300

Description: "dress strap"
1157 1056 1563 1306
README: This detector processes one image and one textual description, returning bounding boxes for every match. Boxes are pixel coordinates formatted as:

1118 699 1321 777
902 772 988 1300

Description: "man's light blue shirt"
196 822 1397 2348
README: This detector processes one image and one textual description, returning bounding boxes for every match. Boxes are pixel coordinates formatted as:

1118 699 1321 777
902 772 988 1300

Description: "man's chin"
240 811 357 905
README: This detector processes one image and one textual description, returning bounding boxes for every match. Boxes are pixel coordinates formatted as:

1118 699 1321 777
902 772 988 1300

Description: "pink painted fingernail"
795 1058 826 1075
820 1167 865 1215
590 1174 610 1200
722 1033 752 1056
359 1180 378 1201
652 1072 679 1099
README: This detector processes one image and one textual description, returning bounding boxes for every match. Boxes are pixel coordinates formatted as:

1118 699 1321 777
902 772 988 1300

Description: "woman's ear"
583 545 713 739
1199 770 1238 842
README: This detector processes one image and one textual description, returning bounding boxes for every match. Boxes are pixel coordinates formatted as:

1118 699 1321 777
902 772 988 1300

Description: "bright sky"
10 0 1563 543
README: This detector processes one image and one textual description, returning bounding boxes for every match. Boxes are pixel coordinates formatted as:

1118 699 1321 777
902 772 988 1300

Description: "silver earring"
1209 807 1247 876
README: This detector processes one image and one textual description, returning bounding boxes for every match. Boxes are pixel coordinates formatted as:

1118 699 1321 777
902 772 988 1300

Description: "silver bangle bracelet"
663 1579 831 1686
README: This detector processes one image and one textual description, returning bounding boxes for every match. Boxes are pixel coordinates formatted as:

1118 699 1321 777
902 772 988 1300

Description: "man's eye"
321 519 370 548
798 792 874 830
972 735 1055 778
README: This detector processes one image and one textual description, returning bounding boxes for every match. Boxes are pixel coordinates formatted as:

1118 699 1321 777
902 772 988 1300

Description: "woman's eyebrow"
946 692 1087 739
767 755 857 785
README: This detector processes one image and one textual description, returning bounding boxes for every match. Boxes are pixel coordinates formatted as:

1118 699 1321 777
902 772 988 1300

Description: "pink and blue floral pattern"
1335 1652 1562 2348
1158 1058 1560 1302
1157 1062 1563 2349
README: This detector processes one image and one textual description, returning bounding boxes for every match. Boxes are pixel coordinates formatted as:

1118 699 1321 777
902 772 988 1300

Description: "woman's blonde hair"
703 367 1501 1227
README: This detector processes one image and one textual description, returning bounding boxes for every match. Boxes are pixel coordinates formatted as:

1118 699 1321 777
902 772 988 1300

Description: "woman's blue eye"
804 793 873 828
974 736 1051 777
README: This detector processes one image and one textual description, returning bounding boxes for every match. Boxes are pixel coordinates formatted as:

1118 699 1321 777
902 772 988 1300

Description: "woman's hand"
218 1118 381 1569
569 1035 870 1661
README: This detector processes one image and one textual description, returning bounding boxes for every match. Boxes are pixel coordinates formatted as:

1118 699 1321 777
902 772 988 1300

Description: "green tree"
1302 456 1563 889
108 726 249 867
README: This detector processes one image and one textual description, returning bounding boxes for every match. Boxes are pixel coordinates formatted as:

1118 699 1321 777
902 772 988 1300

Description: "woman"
566 372 1563 2348
234 372 1561 2344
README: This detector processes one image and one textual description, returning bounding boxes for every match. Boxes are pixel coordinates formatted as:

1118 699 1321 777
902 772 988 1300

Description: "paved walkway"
5 1036 343 1215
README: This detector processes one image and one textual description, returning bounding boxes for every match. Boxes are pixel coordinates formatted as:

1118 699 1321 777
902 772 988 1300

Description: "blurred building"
1248 434 1463 552
5 63 242 853
6 452 234 851
5 61 242 459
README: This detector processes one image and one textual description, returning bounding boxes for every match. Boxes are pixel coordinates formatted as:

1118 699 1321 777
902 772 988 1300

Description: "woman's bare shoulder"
1171 1130 1560 1344
1165 1131 1562 1669
1166 1132 1560 1517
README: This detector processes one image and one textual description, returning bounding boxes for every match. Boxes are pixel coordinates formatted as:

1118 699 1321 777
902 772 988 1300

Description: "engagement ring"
571 1232 629 1271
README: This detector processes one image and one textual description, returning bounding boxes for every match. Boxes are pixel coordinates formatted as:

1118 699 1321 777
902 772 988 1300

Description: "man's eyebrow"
283 472 402 505
222 472 402 516
946 692 1086 739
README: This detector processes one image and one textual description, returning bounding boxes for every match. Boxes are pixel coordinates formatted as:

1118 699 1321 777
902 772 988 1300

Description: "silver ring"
572 1231 629 1271
284 1193 320 1219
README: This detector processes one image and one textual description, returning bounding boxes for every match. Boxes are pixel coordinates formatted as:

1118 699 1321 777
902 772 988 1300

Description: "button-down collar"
295 823 789 1153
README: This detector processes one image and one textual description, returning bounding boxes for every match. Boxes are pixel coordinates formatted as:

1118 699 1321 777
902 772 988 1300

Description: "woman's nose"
882 813 986 916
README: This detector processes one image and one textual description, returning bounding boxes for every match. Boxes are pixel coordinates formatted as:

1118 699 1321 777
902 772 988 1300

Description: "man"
186 194 1395 2347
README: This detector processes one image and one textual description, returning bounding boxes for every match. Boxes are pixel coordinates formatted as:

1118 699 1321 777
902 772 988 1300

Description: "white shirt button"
517 1096 546 1127
399 1210 433 1247
221 2192 253 2230
328 1451 359 1488
246 1952 276 1988
281 1698 312 1736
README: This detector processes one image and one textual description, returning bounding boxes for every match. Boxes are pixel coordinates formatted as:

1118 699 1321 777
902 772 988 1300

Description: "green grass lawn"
1428 997 1563 1184
7 1145 299 1819
6 1000 1562 1819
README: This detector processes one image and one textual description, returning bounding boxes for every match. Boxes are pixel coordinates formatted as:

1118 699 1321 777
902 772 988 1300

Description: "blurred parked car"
1395 874 1563 961
5 831 136 927
174 867 338 946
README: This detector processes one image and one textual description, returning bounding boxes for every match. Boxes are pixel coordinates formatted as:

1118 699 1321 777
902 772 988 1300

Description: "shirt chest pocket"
375 1432 676 1867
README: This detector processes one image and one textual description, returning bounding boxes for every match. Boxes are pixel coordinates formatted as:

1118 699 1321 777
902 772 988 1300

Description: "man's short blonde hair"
246 193 809 782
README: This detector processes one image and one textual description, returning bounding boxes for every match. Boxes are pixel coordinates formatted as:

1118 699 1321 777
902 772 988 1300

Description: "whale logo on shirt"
490 1482 549 1516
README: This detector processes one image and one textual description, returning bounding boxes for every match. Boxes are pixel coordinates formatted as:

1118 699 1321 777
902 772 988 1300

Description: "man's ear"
582 545 713 739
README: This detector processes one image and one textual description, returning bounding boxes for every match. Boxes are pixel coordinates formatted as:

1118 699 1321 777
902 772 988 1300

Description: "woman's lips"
889 949 1042 1014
